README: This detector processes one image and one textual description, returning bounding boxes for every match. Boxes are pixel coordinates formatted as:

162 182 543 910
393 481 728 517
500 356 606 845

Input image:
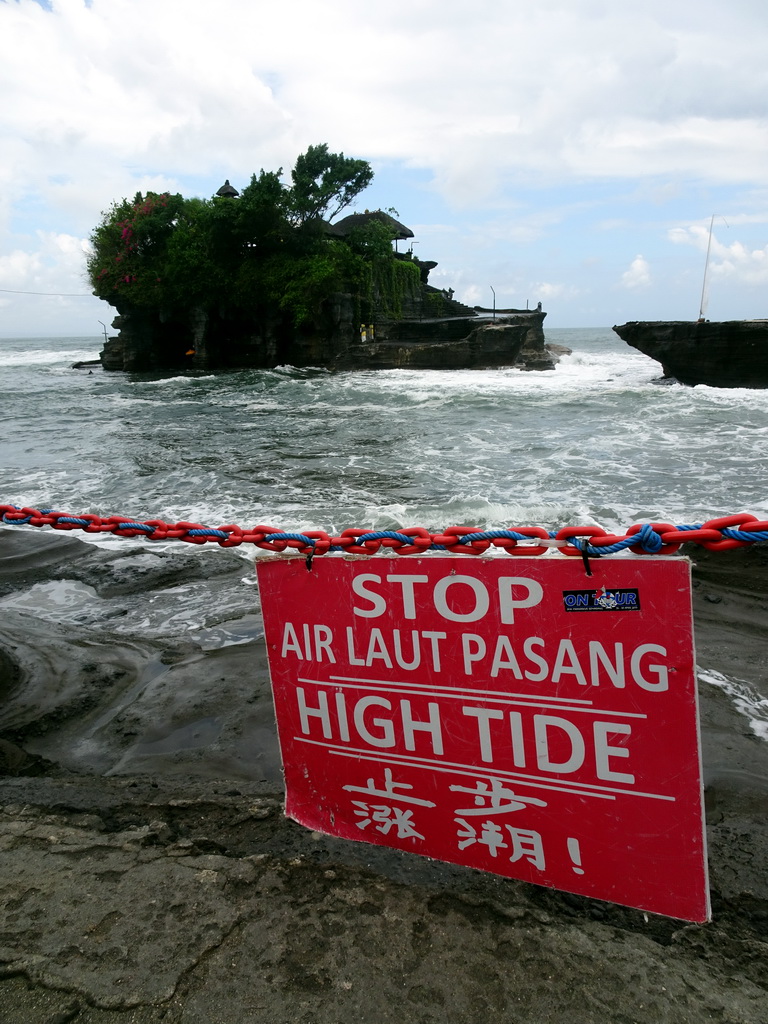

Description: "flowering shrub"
88 192 186 310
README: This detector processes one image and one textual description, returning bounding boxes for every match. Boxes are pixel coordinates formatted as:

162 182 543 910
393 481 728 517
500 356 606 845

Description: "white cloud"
621 256 651 289
534 282 582 301
3 0 768 330
0 231 89 288
0 249 44 287
670 223 768 284
5 1 768 202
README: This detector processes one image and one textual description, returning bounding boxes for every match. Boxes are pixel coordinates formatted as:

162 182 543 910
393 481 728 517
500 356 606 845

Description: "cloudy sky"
2 0 768 336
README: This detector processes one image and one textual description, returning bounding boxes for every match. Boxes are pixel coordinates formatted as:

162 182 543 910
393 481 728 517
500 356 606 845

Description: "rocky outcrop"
613 320 768 388
508 311 563 371
346 318 526 370
100 303 562 373
351 309 561 371
2 528 768 1021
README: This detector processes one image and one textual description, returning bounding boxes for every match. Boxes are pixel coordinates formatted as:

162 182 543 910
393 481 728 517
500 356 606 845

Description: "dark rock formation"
100 301 563 373
348 318 528 370
613 320 768 388
2 529 768 1021
470 307 563 369
512 312 564 371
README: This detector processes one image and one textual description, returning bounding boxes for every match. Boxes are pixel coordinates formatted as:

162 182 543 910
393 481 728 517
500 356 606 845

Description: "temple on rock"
94 176 562 373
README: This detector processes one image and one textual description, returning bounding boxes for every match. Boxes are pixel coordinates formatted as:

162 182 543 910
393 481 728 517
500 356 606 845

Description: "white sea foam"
0 347 97 367
125 374 218 386
698 668 768 742
3 329 768 538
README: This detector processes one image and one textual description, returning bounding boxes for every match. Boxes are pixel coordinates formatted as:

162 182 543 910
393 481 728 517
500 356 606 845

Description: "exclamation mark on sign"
568 837 585 874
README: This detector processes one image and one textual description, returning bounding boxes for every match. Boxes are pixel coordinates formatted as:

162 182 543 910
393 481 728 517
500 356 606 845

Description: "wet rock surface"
0 527 767 1022
613 320 768 388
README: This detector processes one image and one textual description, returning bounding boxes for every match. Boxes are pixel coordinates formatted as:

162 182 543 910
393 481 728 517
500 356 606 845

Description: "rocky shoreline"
612 320 768 388
1 527 767 1022
99 307 564 374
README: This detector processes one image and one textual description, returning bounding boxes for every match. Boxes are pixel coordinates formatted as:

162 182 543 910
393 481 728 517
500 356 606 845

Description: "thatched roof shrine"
330 210 414 240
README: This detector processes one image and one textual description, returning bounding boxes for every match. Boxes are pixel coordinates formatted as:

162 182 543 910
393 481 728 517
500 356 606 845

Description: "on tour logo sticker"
562 585 641 612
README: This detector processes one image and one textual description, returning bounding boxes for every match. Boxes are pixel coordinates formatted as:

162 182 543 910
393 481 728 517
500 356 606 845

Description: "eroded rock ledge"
2 529 766 1022
100 305 565 373
613 319 768 388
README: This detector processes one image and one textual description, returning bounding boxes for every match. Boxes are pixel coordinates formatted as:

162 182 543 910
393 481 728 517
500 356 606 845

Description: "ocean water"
2 327 768 739
2 327 767 537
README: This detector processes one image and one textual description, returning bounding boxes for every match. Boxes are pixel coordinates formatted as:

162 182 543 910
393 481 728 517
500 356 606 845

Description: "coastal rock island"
88 146 564 374
100 286 556 373
613 319 768 388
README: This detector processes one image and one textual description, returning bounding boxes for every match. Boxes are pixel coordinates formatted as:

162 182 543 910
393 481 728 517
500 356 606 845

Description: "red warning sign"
256 555 709 922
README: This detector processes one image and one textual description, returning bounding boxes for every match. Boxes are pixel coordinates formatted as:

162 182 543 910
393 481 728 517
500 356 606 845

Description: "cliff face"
613 320 768 388
100 300 561 373
346 318 528 370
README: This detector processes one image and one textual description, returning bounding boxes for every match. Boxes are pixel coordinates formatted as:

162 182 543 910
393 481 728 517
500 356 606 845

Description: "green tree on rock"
287 143 374 226
87 145 421 347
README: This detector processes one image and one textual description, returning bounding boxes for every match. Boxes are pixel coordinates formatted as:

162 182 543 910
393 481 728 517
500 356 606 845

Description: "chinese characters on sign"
256 556 709 922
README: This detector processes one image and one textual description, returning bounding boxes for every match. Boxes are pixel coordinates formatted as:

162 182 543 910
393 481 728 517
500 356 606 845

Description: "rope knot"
635 523 664 553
